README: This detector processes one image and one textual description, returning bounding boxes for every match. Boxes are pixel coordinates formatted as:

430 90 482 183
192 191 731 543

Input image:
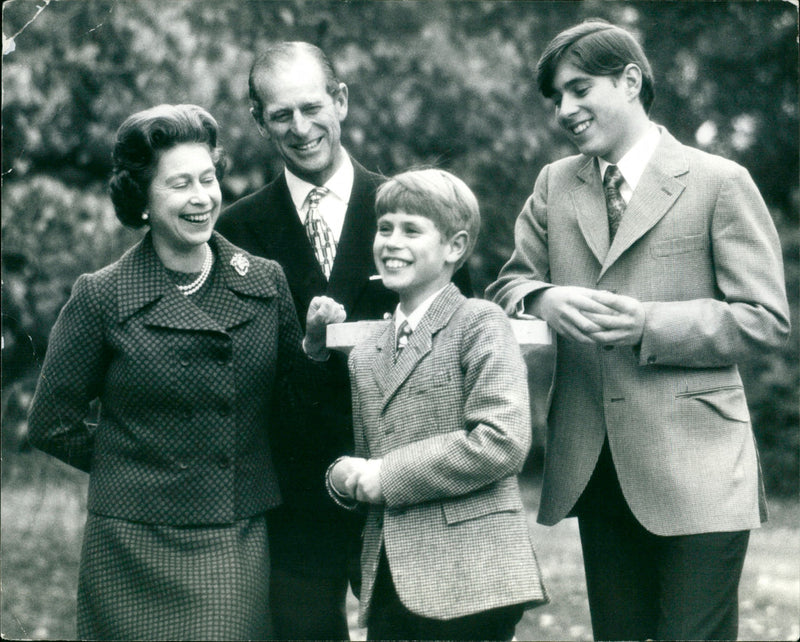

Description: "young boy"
326 168 548 641
486 19 789 641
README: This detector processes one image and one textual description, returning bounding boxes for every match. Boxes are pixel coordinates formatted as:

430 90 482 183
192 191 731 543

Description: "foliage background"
1 0 798 496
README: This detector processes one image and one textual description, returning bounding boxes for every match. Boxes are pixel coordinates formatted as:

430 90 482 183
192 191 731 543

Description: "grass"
2 451 798 641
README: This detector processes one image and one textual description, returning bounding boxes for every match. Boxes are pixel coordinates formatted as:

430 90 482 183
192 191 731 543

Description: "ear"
250 106 270 139
333 82 349 122
445 230 469 266
622 63 643 103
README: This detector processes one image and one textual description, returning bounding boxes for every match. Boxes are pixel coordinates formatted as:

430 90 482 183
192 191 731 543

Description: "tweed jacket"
216 160 472 575
28 232 324 525
487 128 790 536
349 284 548 625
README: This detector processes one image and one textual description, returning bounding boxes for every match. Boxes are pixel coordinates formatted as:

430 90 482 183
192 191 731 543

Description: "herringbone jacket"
348 284 548 625
28 232 321 525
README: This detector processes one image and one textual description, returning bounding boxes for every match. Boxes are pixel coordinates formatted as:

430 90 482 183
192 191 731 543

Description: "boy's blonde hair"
375 168 480 268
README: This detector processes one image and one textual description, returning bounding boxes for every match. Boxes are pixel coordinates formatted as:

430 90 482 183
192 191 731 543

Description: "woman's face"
146 142 221 254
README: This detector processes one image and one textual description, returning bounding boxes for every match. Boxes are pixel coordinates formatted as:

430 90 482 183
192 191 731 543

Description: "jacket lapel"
372 284 464 412
116 233 274 332
573 158 611 265
327 162 382 312
599 130 688 279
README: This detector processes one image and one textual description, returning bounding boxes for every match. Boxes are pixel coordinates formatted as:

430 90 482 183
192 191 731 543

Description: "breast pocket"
650 233 707 258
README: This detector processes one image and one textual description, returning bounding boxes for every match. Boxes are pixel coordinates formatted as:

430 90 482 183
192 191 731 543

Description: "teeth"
296 139 321 151
183 214 209 223
384 259 408 270
572 121 590 135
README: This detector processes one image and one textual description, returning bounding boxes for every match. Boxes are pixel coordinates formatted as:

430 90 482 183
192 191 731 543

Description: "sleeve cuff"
325 456 359 511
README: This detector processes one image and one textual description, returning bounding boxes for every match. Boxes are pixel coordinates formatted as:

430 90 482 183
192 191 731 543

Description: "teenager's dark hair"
537 19 655 114
249 42 341 127
109 104 227 228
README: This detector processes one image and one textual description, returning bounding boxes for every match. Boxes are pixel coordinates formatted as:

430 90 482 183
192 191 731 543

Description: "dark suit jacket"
216 160 471 576
28 232 319 525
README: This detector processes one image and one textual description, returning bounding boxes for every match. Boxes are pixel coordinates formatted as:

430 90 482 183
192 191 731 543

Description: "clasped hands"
530 286 645 346
304 296 347 360
330 456 385 504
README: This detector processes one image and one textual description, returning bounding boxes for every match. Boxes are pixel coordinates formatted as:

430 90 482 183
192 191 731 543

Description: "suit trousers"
269 566 350 640
575 439 750 641
367 548 524 641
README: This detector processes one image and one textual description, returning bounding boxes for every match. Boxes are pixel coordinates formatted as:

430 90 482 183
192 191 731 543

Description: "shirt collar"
598 123 661 191
394 285 449 332
284 149 354 212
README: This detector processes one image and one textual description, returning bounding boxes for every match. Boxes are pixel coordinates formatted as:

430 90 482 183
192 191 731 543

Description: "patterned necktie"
394 321 413 362
603 165 626 242
304 187 336 278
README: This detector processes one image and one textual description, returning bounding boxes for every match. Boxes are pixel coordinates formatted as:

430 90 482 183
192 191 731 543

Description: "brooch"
230 253 250 276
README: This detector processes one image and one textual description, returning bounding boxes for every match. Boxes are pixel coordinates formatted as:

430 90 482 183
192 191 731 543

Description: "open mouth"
382 258 411 271
569 120 591 136
181 212 212 224
294 137 323 153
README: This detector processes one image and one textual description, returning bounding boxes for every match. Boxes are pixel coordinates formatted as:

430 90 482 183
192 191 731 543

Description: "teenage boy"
326 169 548 641
487 19 789 641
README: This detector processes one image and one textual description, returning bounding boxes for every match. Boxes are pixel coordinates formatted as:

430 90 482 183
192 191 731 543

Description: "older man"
217 42 470 639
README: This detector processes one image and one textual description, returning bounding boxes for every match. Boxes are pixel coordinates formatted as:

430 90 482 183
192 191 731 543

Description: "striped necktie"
603 165 626 242
394 321 413 362
304 187 336 278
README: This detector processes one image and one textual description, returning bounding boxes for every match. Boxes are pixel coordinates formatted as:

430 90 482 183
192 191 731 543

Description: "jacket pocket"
442 485 523 526
650 233 706 257
676 385 750 423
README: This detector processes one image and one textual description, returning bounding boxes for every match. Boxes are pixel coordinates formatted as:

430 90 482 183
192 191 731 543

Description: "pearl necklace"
177 244 213 295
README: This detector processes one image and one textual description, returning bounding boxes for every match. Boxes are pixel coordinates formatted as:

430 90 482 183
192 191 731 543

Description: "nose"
189 181 212 206
290 110 312 136
558 93 579 118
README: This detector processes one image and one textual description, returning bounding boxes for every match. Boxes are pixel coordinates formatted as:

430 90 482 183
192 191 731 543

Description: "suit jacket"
487 128 790 536
27 232 319 525
216 160 472 575
349 283 548 625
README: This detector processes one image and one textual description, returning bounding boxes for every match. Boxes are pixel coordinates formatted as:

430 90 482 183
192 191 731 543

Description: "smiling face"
252 54 348 185
147 142 221 259
551 60 646 163
373 211 466 313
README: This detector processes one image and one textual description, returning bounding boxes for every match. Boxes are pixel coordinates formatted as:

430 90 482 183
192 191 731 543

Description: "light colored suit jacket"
487 128 790 536
348 283 548 625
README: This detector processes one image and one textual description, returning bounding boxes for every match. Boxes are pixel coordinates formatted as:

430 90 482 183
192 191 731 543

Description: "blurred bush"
1 0 797 494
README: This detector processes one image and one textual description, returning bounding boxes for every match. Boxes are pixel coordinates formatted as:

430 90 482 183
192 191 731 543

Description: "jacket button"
177 460 189 470
182 408 193 419
647 355 657 364
218 404 231 417
603 345 614 351
217 455 231 469
180 358 190 367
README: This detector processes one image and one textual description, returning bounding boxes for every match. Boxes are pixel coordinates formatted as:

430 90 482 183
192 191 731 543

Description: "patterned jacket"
348 284 548 624
28 232 323 525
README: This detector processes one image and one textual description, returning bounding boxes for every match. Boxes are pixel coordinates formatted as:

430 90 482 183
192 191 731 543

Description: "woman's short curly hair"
109 104 227 228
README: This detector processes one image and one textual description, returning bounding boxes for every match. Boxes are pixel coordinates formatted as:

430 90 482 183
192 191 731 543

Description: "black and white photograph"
2 1 798 640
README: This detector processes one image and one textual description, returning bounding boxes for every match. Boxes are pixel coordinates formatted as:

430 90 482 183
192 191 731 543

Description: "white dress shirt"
394 285 449 334
598 123 662 203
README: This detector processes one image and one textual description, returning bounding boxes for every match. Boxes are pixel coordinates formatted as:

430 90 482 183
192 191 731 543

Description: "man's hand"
528 286 618 343
304 296 346 359
583 290 645 346
529 286 645 346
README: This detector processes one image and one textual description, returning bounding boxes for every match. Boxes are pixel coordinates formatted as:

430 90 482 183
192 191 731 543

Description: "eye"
170 181 189 190
200 175 217 185
302 105 322 116
270 111 292 124
377 222 392 235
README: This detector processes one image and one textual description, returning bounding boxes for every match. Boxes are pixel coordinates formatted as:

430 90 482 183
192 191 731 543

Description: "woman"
27 104 343 640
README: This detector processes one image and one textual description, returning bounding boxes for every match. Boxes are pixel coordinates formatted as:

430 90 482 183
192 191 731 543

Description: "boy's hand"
304 296 346 359
351 458 385 504
329 456 366 499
